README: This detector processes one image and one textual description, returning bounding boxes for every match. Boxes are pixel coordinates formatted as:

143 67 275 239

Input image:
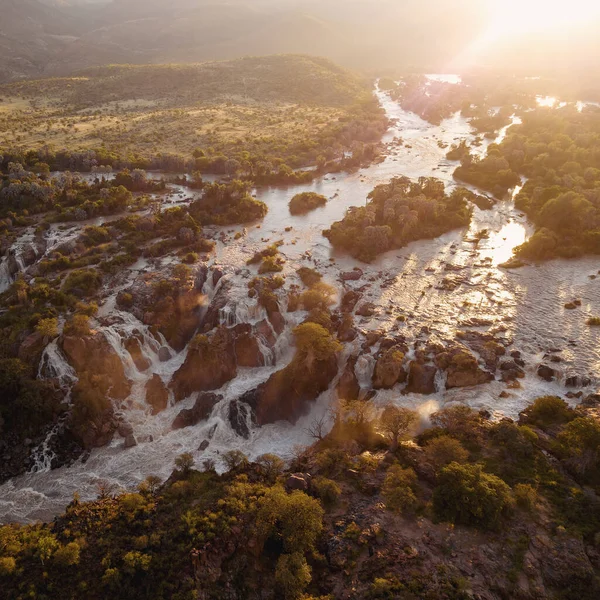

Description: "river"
1 84 599 524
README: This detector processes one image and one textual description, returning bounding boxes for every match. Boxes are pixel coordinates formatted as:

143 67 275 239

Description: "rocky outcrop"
145 374 169 414
537 364 557 382
233 324 268 367
60 333 131 400
228 400 254 438
239 355 339 426
373 346 406 389
440 350 494 389
172 393 221 429
337 356 361 400
405 361 437 395
18 332 47 370
169 327 237 401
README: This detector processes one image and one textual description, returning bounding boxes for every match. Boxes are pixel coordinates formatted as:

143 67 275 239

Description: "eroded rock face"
239 355 339 426
444 350 494 389
405 362 437 395
18 332 47 370
233 324 266 367
373 345 406 389
61 333 131 400
145 374 169 414
172 393 221 429
337 356 361 400
169 327 237 401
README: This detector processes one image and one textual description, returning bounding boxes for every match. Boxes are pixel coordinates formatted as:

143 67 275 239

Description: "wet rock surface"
172 393 222 430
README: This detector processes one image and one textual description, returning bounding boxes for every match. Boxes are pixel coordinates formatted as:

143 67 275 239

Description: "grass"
0 55 369 163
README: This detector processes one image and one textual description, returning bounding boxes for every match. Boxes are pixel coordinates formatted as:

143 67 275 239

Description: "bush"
289 192 327 215
520 396 575 428
64 314 91 337
424 435 469 472
36 317 59 338
174 452 194 474
586 317 600 326
0 556 16 576
312 476 341 508
222 450 249 472
382 464 418 513
54 542 81 567
513 484 538 511
259 256 284 274
292 322 342 363
300 282 336 310
297 267 322 287
558 417 600 479
256 453 285 480
275 552 312 600
433 463 513 529
62 269 103 296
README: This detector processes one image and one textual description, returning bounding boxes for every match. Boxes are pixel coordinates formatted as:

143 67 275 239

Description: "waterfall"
355 354 376 390
0 257 12 294
38 340 78 388
434 369 447 394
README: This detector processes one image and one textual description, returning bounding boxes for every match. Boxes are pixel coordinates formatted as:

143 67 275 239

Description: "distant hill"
1 0 600 83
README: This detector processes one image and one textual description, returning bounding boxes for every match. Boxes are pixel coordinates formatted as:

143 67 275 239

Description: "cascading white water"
38 340 78 388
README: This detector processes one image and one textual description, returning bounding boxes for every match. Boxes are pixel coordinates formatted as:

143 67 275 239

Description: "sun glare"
485 0 600 41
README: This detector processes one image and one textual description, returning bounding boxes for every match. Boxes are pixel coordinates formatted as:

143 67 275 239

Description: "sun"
484 0 600 41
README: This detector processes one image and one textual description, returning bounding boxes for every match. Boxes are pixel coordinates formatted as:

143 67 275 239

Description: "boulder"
445 351 494 389
124 434 137 449
169 327 237 401
405 362 437 395
158 346 172 362
341 290 361 313
537 365 557 382
145 375 169 414
582 393 600 407
198 439 210 451
565 375 592 388
172 393 221 429
341 269 363 281
285 473 311 492
356 302 376 317
373 346 406 389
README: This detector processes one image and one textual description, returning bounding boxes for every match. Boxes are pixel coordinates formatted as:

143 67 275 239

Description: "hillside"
0 55 383 164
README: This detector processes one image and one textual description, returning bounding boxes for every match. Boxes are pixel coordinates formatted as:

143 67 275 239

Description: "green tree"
433 463 513 529
382 464 418 513
36 317 58 339
424 435 469 472
275 552 312 599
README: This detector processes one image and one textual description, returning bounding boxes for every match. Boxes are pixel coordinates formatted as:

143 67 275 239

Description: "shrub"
259 256 284 274
53 542 81 567
424 435 469 472
297 267 322 287
275 552 312 599
520 396 575 428
289 192 327 215
222 450 249 472
62 269 102 296
64 314 91 337
292 322 342 363
513 484 538 511
586 317 600 326
0 556 16 576
433 463 513 529
300 282 336 310
312 476 341 508
36 317 58 338
257 453 285 480
557 417 600 478
174 452 194 474
382 464 418 513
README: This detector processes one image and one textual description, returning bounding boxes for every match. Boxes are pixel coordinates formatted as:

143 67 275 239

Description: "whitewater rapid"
1 85 599 523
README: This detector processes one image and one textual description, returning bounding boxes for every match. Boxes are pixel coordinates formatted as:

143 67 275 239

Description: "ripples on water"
1 87 599 523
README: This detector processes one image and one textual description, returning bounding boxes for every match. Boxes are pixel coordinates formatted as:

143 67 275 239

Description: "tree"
257 453 285 481
424 435 469 472
558 417 600 477
379 405 418 450
53 542 81 567
382 464 418 513
174 452 194 474
222 449 249 472
257 486 324 554
433 463 513 529
275 552 312 600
